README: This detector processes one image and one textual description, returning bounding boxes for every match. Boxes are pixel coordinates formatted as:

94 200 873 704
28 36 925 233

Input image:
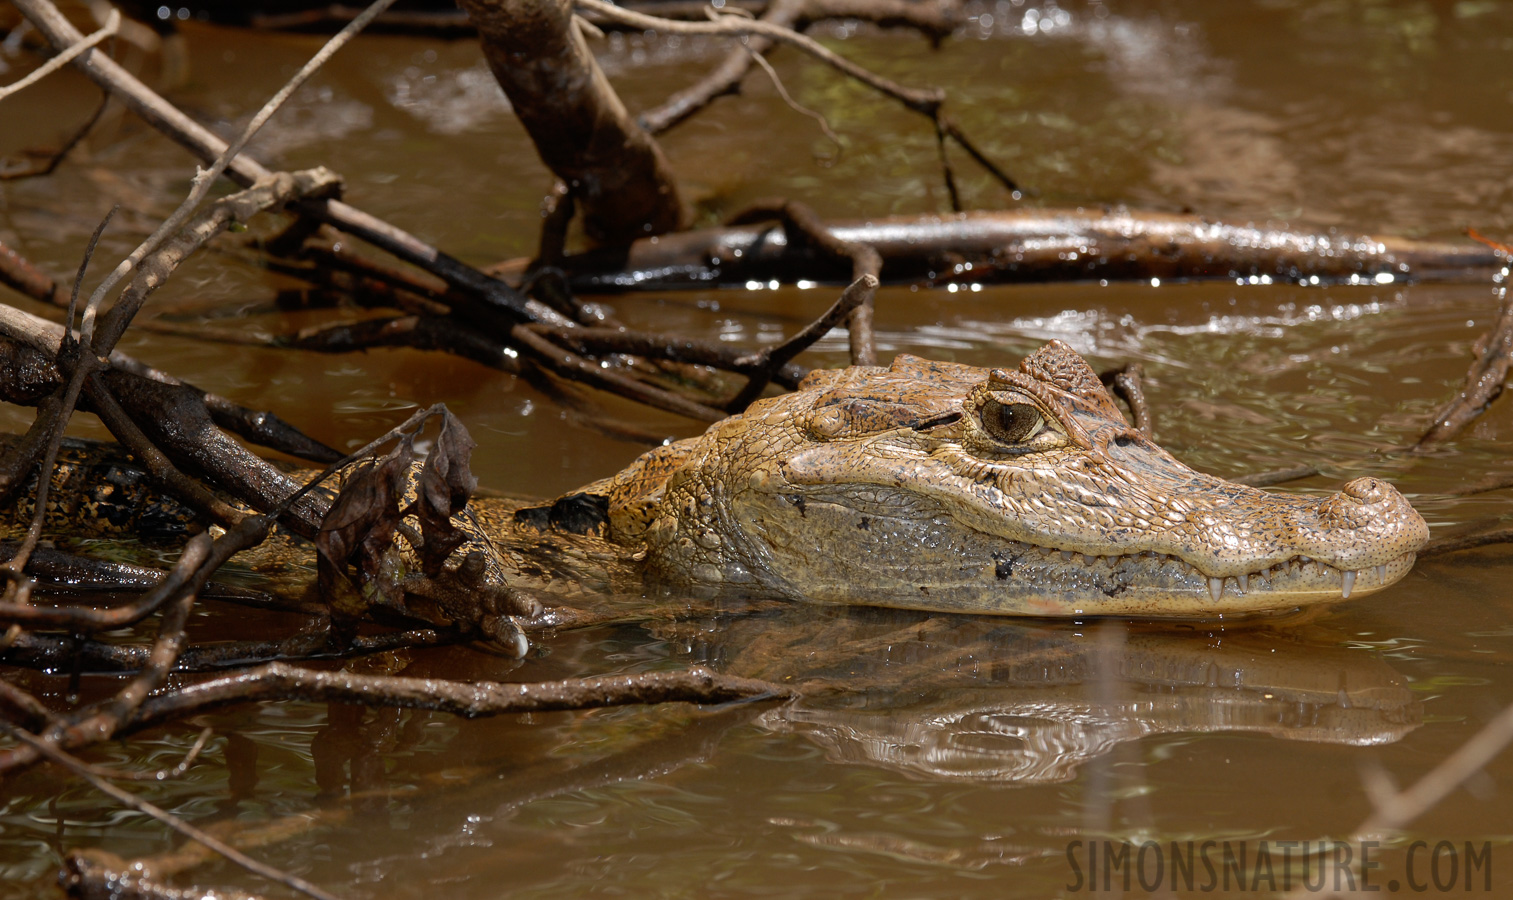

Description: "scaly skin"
553 340 1427 616
6 342 1428 619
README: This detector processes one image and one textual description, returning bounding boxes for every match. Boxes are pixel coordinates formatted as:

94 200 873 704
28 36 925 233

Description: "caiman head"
598 341 1427 616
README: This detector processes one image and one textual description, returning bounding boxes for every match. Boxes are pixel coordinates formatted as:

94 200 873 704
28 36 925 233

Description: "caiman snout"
1317 477 1424 537
1302 476 1428 601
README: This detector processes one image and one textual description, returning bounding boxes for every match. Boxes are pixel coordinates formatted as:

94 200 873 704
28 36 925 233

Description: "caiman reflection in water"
658 607 1421 785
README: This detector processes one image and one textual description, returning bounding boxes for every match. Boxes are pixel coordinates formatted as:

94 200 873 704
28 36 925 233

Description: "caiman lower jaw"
988 540 1419 614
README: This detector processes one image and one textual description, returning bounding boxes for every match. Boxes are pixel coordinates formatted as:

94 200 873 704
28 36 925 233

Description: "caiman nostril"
1341 476 1389 504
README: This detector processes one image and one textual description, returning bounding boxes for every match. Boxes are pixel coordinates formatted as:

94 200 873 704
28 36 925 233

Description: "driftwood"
494 209 1500 290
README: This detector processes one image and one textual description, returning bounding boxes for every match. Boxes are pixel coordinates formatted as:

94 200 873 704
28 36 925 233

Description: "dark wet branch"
132 662 792 727
284 315 525 374
529 324 808 389
3 627 450 674
5 726 343 900
269 236 457 317
727 198 881 365
578 0 1015 199
638 0 805 136
0 90 110 182
535 180 578 266
1418 527 1513 559
83 373 250 527
510 322 729 421
1410 291 1513 450
724 273 876 411
1099 362 1152 437
513 210 1501 292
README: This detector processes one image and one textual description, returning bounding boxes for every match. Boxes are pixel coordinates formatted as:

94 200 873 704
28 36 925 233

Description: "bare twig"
933 117 962 212
1099 363 1152 437
132 662 792 726
0 8 118 102
746 41 843 159
13 0 555 332
726 199 880 365
1282 701 1513 900
1418 526 1513 558
724 273 876 411
78 0 398 355
0 89 110 181
1411 289 1513 450
510 323 728 421
639 0 802 135
4 723 343 900
578 0 942 113
578 0 1016 195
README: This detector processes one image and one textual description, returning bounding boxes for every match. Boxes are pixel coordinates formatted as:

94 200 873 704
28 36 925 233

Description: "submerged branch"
1411 289 1513 450
7 725 343 900
133 662 792 726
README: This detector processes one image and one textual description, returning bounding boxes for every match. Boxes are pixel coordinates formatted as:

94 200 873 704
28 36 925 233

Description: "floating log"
497 208 1502 291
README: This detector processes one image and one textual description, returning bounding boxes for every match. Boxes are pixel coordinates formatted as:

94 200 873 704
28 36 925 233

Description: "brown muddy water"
3 1 1513 896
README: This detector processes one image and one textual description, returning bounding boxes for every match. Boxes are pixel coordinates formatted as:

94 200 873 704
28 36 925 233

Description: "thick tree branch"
456 0 685 243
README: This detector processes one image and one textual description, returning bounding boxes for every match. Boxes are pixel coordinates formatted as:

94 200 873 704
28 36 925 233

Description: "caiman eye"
983 401 1044 443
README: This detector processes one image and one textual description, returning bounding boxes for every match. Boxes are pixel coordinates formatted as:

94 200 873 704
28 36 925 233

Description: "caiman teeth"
1026 546 1403 602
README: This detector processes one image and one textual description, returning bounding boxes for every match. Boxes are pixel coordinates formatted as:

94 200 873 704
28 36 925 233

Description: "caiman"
6 341 1428 623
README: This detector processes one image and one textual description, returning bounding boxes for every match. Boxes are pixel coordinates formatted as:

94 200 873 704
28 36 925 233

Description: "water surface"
2 1 1513 896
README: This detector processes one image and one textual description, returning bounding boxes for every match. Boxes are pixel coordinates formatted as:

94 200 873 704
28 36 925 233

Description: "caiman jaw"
987 542 1418 609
